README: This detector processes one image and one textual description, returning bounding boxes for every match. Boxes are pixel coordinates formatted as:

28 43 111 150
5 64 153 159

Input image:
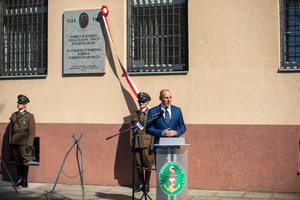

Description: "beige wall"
2 0 300 192
0 0 298 125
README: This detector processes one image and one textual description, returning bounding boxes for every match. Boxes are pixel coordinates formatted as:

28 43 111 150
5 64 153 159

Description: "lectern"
155 138 190 200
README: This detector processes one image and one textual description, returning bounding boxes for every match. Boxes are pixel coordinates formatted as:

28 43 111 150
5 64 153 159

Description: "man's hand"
162 128 171 136
149 146 154 155
25 145 31 154
168 130 178 136
162 128 178 137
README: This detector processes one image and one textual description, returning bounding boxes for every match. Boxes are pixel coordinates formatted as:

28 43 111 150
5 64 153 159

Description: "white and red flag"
100 5 140 97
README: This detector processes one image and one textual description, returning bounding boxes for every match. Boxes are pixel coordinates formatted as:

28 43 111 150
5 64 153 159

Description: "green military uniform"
9 111 36 148
9 95 36 188
130 92 154 193
130 110 155 170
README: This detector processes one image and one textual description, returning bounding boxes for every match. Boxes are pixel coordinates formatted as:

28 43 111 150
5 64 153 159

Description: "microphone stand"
137 114 163 200
106 122 142 200
136 129 151 200
106 114 162 200
106 124 139 141
134 115 162 200
105 110 163 141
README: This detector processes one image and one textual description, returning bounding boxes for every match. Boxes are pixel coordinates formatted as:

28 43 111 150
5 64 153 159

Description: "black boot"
21 165 29 188
144 170 151 193
134 170 144 193
12 165 22 187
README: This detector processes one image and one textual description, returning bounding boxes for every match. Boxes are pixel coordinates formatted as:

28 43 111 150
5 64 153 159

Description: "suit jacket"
146 104 186 147
9 110 36 146
130 110 155 149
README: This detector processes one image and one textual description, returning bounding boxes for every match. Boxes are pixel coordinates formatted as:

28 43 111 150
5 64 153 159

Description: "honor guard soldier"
130 92 155 193
9 95 36 188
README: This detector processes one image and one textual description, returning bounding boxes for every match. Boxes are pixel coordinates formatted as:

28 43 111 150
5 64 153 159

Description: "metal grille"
128 0 188 73
0 0 48 78
281 0 300 70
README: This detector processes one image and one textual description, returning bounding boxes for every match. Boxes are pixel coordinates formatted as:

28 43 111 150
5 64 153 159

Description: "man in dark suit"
146 89 186 149
9 95 36 188
130 92 154 193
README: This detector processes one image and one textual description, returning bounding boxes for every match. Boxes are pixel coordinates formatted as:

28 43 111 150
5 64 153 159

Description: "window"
280 0 300 71
0 0 48 78
8 137 40 165
127 0 188 73
29 137 40 164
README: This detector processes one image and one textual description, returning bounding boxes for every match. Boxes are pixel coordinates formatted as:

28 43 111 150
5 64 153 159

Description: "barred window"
280 0 300 71
127 0 188 73
0 0 48 78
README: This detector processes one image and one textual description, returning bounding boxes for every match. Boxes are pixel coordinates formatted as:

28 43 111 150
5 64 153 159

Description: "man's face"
139 100 149 109
17 103 27 110
160 90 172 108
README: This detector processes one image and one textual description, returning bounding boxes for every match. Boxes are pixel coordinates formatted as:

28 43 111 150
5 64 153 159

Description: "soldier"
130 92 154 193
9 95 36 188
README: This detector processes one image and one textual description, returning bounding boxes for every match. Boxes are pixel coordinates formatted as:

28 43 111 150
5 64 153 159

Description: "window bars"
0 0 48 77
128 0 188 73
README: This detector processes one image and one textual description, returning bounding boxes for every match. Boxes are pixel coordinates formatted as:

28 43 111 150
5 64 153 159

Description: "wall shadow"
101 15 139 187
1 124 17 182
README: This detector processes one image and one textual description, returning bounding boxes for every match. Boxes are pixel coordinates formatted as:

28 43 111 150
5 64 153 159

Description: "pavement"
0 181 300 200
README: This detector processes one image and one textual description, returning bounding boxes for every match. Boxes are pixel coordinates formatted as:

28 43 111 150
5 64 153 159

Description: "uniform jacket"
146 104 186 146
9 110 36 146
130 110 154 149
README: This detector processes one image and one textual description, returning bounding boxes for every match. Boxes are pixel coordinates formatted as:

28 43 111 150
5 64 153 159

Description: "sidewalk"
1 181 300 200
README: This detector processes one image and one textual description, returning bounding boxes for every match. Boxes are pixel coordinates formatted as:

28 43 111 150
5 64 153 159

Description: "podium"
155 138 190 200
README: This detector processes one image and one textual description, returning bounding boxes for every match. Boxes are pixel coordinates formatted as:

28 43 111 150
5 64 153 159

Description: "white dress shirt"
160 104 171 119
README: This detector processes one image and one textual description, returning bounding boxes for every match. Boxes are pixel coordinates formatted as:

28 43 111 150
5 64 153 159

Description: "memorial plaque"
64 9 105 74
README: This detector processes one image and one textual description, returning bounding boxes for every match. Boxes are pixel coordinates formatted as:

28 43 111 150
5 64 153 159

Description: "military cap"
18 94 30 104
137 92 151 102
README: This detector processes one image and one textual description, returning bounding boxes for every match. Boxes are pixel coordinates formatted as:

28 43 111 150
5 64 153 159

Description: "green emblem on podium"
158 161 186 196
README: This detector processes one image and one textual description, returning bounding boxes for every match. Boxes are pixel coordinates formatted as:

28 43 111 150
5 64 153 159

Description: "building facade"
0 0 300 192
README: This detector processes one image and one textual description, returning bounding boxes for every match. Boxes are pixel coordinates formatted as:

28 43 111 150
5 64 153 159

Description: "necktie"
165 109 170 125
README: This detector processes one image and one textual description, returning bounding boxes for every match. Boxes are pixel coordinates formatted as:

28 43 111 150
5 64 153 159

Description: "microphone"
148 110 164 119
136 122 144 130
133 121 144 133
141 110 164 126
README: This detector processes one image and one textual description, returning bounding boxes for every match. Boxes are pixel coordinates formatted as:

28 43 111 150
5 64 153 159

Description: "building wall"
1 0 300 192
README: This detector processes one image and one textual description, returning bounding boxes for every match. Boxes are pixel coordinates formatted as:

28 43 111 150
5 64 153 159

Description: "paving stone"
213 191 246 198
272 193 300 199
189 189 219 197
243 192 274 199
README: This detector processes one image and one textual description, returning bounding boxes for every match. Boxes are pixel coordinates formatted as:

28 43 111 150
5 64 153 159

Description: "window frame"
280 0 300 72
0 0 48 78
127 0 189 75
